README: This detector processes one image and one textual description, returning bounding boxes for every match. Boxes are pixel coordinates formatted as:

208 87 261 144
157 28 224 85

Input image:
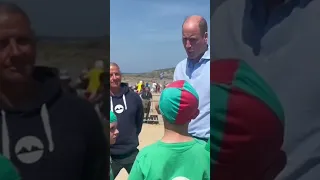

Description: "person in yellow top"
87 60 104 101
137 81 143 93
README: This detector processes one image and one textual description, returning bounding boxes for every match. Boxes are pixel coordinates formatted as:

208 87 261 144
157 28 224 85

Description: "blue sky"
110 0 210 73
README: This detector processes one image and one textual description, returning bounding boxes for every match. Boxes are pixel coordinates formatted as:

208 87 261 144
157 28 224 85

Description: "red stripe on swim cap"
211 59 240 84
175 90 199 124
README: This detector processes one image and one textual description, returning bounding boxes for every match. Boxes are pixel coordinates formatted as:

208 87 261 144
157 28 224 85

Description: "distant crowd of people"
130 81 165 94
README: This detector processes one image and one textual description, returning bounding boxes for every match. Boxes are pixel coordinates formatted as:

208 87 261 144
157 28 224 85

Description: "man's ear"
204 32 208 43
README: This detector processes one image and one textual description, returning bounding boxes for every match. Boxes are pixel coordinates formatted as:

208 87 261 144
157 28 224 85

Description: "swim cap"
110 111 117 124
159 80 199 124
210 59 285 180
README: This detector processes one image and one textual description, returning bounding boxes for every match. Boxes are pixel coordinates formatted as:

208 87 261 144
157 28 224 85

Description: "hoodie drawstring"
110 95 127 112
1 104 54 160
1 110 10 159
40 104 54 152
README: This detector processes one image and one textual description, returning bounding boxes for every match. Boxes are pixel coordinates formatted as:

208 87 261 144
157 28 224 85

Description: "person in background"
129 80 210 180
90 72 107 104
59 69 77 95
0 3 107 180
212 0 320 179
136 81 143 93
90 72 108 118
0 155 20 180
156 83 160 93
140 87 152 120
87 60 104 102
107 62 144 178
100 110 119 180
108 111 119 180
151 81 157 93
74 69 89 98
173 15 210 143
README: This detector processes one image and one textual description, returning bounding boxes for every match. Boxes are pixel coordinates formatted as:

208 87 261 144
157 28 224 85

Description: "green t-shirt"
205 138 210 152
0 155 20 180
128 139 210 180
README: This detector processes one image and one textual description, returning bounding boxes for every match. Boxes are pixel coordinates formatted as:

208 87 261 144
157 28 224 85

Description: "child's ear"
191 109 200 119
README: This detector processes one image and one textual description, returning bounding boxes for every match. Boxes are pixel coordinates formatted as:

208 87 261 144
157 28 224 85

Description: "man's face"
0 13 36 83
182 23 208 60
110 65 121 89
109 122 119 145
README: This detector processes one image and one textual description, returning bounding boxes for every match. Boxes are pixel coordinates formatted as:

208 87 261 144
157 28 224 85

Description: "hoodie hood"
110 83 130 113
111 83 130 98
1 66 62 113
1 66 62 160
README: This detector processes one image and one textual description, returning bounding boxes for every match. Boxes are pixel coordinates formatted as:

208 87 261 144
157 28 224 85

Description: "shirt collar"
202 46 210 60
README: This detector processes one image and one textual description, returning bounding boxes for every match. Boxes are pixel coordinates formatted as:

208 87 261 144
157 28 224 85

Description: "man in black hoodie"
109 62 144 178
0 3 107 180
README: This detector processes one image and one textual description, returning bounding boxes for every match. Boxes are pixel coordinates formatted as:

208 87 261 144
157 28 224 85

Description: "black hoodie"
0 67 107 180
109 83 143 156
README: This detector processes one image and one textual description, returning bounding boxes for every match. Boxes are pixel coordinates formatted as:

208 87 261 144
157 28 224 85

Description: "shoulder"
175 58 187 70
127 91 142 104
60 93 93 108
192 142 210 158
135 143 159 161
56 93 99 121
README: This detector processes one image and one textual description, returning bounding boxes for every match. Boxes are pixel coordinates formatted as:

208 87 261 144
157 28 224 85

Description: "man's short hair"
198 18 208 36
0 2 30 23
183 16 208 37
110 62 119 68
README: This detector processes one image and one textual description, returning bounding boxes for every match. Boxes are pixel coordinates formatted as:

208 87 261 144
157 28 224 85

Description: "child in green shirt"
109 111 119 180
129 80 210 180
0 155 21 180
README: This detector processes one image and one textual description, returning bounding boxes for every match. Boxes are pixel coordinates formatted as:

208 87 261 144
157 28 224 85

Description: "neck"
161 123 193 143
110 87 121 96
0 80 35 109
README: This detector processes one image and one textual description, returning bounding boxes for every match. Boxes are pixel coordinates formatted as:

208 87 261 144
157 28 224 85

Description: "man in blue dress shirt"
173 15 210 142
